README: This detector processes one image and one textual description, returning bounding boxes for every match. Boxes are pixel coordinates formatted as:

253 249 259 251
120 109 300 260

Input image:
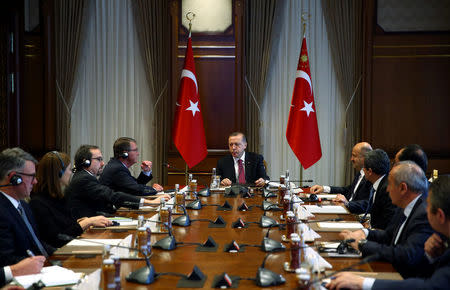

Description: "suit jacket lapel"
395 197 423 244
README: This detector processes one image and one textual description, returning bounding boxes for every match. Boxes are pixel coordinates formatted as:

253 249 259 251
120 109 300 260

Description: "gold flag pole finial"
301 12 310 36
186 12 195 36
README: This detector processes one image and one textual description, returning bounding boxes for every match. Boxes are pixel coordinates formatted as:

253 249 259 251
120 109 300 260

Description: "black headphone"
51 151 66 178
10 174 23 185
120 152 129 158
82 159 91 167
0 174 23 187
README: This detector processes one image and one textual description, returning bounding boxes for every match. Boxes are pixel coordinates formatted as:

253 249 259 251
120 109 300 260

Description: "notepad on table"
303 205 348 214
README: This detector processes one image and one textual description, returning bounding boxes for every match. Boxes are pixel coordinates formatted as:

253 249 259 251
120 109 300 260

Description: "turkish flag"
286 36 322 169
172 36 207 168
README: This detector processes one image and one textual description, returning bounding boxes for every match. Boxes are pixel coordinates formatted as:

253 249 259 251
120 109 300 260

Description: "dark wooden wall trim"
363 0 450 176
167 0 244 185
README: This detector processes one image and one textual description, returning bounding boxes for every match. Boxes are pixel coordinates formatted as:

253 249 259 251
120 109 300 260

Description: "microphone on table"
255 253 286 287
57 234 156 284
307 252 380 288
142 219 177 251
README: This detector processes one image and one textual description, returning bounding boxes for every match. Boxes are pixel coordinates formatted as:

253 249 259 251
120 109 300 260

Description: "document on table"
306 194 338 200
317 222 364 229
14 266 83 288
302 205 349 214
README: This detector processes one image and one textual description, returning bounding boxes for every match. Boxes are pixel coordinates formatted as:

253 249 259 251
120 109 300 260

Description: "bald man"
310 142 373 202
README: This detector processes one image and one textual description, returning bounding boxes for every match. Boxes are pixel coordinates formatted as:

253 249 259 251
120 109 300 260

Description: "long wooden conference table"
52 187 397 289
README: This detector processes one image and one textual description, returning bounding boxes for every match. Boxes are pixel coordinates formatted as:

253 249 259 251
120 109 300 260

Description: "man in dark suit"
395 144 428 173
99 137 163 196
216 132 269 187
311 142 373 202
327 175 450 290
65 145 170 219
0 148 51 268
343 149 397 230
340 161 433 278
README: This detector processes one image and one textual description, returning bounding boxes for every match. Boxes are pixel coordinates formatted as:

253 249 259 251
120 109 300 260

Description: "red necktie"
238 159 246 184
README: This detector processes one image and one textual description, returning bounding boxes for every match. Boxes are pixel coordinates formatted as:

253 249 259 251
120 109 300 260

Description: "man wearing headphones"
65 145 170 219
99 137 163 196
0 148 51 271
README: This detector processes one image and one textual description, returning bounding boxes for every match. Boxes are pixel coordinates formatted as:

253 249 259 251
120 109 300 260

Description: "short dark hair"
364 149 390 175
391 161 428 195
74 145 99 170
113 137 136 158
398 144 428 173
0 148 37 181
429 175 450 218
229 132 247 143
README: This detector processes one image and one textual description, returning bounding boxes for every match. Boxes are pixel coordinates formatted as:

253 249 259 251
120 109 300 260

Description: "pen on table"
26 249 35 257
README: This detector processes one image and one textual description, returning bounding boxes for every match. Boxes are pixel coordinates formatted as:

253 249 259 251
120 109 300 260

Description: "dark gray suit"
216 152 269 185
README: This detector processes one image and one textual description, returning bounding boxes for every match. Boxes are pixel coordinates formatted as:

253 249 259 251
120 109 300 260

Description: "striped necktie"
17 203 48 257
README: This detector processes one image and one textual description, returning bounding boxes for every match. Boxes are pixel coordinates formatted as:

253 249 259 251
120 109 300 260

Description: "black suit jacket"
99 158 156 196
65 170 141 219
29 193 83 248
361 197 433 278
0 193 54 267
0 267 5 287
216 152 269 185
330 173 372 201
373 246 450 289
347 175 397 230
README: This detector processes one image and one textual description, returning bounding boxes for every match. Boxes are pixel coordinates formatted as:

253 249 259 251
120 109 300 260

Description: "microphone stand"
57 234 156 284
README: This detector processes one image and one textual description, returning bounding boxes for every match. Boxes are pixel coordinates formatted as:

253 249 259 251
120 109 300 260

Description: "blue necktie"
18 203 48 257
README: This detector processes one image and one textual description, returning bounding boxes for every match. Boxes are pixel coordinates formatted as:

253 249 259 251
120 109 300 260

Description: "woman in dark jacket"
30 151 111 248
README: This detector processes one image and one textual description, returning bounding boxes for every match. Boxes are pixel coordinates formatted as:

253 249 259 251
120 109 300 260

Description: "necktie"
392 213 407 245
17 203 48 257
361 187 375 222
238 159 246 184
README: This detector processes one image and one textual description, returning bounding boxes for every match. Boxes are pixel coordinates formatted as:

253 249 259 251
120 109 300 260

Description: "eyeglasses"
92 157 103 162
16 172 36 182
129 148 139 152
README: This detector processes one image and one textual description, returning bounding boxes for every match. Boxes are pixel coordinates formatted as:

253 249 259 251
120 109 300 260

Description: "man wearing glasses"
0 147 51 273
99 137 163 196
65 145 169 219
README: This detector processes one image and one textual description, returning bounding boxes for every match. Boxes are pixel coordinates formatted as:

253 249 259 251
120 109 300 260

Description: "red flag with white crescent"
286 36 322 169
172 36 207 168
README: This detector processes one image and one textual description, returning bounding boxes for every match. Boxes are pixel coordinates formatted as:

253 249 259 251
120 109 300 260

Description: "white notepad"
317 222 364 229
15 266 83 288
303 205 348 214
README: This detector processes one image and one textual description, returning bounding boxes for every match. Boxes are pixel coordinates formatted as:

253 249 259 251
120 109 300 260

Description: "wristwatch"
358 239 368 251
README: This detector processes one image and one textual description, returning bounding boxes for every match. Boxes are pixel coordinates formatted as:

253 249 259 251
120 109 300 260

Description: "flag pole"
184 11 195 186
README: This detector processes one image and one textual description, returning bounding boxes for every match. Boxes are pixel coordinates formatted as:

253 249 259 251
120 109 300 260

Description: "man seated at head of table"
217 132 269 187
310 142 373 202
327 175 450 290
99 137 163 196
65 145 170 219
337 149 397 230
30 151 112 248
339 161 433 278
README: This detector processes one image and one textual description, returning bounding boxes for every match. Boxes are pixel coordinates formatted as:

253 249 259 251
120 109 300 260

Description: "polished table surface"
53 188 396 289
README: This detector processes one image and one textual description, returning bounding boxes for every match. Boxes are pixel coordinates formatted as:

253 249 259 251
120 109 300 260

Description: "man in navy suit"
310 142 373 202
217 132 269 187
0 148 51 268
100 137 163 196
327 175 450 290
339 161 433 278
343 149 397 230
